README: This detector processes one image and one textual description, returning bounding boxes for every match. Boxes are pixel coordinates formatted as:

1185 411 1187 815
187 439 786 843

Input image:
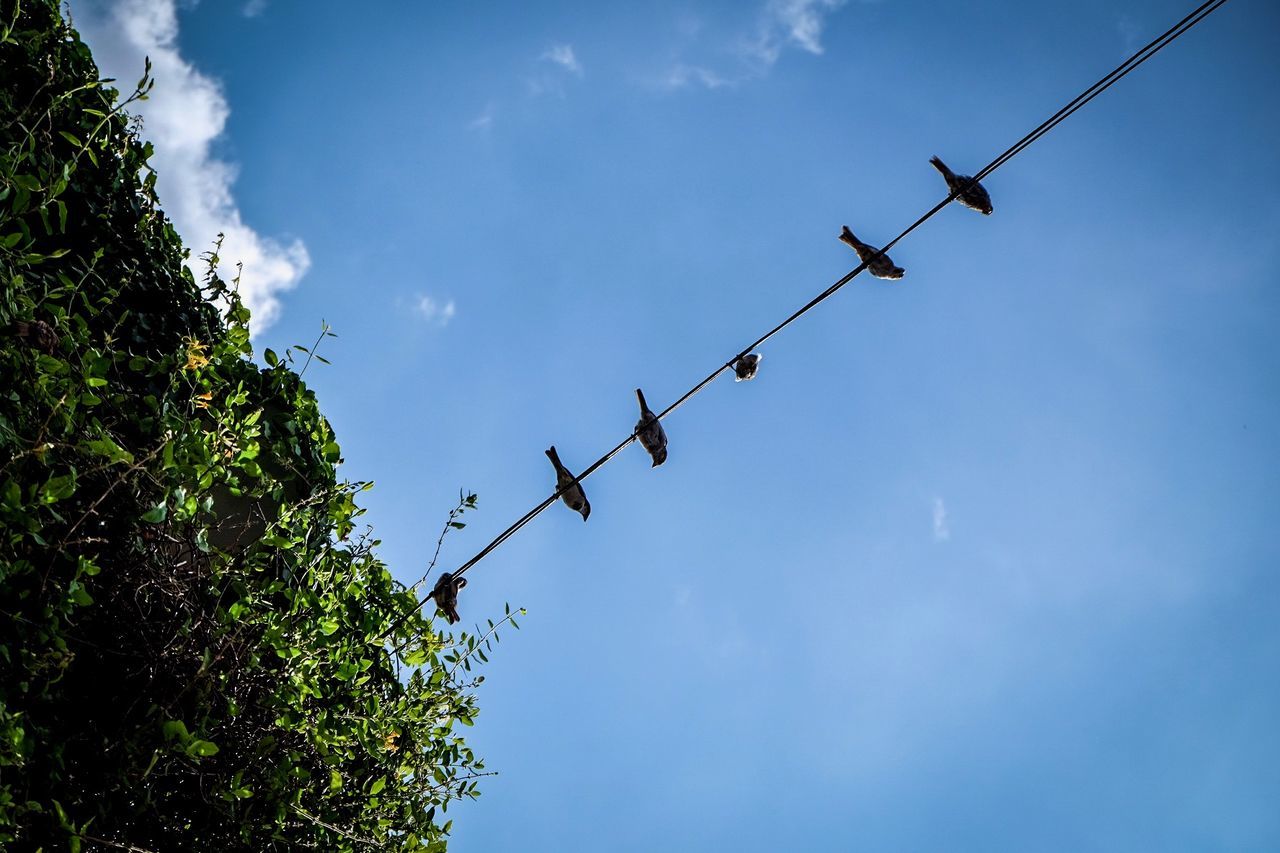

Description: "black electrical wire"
384 0 1228 643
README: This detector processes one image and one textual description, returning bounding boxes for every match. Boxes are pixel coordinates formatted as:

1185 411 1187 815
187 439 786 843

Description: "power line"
387 0 1228 640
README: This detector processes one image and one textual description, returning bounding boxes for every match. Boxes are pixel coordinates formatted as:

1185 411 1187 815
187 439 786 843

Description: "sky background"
73 1 1280 850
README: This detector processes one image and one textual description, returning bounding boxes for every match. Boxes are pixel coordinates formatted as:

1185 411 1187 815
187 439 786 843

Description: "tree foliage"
0 2 512 849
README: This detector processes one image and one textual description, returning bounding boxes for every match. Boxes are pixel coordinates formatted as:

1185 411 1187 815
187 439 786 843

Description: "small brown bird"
929 156 993 215
13 320 59 355
545 445 591 521
429 572 467 624
838 227 904 280
732 353 762 382
634 388 667 467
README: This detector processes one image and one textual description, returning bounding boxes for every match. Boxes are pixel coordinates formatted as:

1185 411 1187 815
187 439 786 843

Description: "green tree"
0 2 513 848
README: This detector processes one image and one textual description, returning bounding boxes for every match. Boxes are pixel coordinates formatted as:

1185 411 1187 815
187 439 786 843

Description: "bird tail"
545 446 561 467
929 156 953 180
12 321 30 338
635 388 648 411
838 226 858 248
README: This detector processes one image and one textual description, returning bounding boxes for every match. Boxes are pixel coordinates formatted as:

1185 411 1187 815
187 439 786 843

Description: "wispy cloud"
540 43 582 76
932 497 951 542
467 103 496 131
755 0 846 59
414 294 457 326
659 0 847 90
241 0 268 18
662 64 733 90
1116 14 1142 55
528 42 584 98
75 0 309 333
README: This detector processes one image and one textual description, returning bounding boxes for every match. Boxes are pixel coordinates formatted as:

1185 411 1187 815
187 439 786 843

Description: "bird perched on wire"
429 572 466 624
546 445 591 521
732 353 762 382
12 320 59 355
634 388 668 467
838 227 905 280
929 156 993 215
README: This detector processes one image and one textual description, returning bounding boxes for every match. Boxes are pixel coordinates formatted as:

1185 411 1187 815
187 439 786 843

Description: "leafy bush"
0 3 512 849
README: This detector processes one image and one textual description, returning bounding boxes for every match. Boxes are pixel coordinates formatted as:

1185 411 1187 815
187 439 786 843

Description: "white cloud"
773 0 845 55
662 64 733 91
540 43 582 76
73 0 309 333
241 0 268 18
414 294 456 326
1116 14 1142 55
744 0 846 65
660 0 846 90
932 497 951 542
528 43 583 98
467 103 496 131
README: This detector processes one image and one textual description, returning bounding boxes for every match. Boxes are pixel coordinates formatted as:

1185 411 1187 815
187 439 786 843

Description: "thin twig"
289 804 381 848
296 320 330 379
447 610 521 679
78 834 159 853
410 491 473 592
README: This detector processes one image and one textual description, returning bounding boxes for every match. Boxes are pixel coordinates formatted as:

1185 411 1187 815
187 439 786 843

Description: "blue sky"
75 0 1280 849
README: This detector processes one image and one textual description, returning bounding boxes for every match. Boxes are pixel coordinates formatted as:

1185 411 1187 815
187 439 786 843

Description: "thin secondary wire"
386 0 1227 640
977 0 1227 184
662 0 1226 425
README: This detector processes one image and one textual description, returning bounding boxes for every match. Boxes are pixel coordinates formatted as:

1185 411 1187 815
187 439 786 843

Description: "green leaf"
68 582 93 606
162 720 190 742
369 777 386 795
85 437 133 464
329 770 343 792
319 619 340 636
141 503 167 523
39 473 76 504
186 739 219 758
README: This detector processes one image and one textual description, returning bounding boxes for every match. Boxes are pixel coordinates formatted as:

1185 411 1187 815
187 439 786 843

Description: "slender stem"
297 321 329 379
446 610 520 679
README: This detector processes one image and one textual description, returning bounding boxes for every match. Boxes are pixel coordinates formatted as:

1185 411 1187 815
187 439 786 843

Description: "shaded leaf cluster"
0 3 512 850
